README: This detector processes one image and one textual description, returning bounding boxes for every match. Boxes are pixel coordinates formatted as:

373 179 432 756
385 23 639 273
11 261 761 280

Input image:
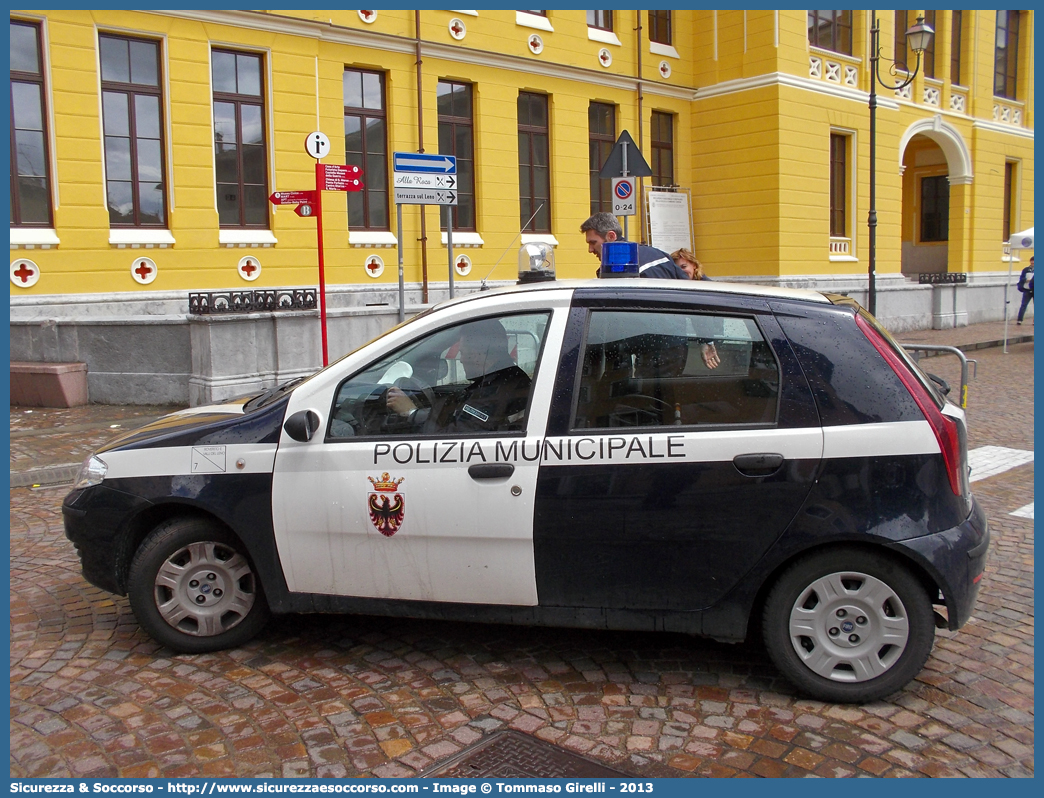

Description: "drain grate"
423 730 630 779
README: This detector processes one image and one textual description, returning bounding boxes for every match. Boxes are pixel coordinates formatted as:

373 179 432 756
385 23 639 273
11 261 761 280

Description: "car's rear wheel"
128 517 269 653
762 548 935 703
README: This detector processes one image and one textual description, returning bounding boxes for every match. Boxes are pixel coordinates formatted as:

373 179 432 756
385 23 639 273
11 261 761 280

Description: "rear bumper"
891 496 989 630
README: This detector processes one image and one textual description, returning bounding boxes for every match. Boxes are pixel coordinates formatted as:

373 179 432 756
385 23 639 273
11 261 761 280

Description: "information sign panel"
318 164 363 191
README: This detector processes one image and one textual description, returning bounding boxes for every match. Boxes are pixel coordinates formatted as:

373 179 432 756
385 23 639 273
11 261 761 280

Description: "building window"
100 34 166 227
921 10 936 78
437 80 475 231
807 10 852 55
649 11 672 45
212 50 268 227
893 10 910 68
10 20 52 227
587 11 612 31
588 102 615 215
829 134 847 238
651 111 674 188
344 69 388 230
950 10 963 85
920 175 948 242
994 11 1021 99
518 92 550 233
1003 162 1016 242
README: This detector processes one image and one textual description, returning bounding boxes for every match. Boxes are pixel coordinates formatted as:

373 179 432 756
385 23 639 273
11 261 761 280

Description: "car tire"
128 517 270 653
762 548 935 703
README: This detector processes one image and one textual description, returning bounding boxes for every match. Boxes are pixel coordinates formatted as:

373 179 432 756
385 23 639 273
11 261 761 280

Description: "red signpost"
268 163 362 366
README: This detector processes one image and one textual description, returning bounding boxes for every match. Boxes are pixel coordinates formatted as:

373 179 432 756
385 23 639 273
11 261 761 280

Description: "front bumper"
891 495 990 631
63 484 154 595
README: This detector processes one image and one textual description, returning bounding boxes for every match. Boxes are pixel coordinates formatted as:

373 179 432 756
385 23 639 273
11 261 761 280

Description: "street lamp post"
867 11 933 316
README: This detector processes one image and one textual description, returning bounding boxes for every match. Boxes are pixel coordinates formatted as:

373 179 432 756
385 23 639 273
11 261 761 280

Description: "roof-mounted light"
517 242 556 283
599 241 640 278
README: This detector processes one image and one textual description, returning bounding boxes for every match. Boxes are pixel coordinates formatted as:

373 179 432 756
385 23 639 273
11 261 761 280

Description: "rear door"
534 291 823 611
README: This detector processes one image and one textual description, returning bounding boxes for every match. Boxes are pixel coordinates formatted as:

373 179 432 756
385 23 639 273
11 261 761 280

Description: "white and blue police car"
64 246 988 703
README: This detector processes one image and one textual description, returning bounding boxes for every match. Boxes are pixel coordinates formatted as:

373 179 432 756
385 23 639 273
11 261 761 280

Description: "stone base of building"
10 272 1030 406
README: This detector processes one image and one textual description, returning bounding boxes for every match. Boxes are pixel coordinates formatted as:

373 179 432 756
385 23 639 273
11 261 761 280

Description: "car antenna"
479 203 545 291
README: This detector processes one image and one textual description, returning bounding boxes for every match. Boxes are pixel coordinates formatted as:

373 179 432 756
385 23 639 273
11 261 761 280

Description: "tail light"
856 314 964 496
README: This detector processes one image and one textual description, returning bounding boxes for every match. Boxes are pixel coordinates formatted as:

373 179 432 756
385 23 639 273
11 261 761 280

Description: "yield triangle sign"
598 130 653 179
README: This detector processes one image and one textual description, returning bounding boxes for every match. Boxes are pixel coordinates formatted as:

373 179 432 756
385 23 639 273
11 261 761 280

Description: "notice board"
646 188 693 254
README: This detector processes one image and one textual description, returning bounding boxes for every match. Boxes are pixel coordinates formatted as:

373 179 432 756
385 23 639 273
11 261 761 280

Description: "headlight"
73 455 108 489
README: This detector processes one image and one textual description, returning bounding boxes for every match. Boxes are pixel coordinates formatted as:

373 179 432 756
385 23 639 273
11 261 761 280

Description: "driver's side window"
328 312 550 439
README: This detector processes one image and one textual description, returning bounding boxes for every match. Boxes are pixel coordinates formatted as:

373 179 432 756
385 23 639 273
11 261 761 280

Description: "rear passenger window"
573 310 779 429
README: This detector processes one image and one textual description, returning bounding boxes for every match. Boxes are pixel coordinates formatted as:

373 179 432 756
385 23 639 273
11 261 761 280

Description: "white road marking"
967 446 1034 482
1010 503 1034 520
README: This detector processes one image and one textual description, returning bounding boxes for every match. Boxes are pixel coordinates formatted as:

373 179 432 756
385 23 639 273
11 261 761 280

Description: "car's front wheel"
128 517 270 653
762 548 935 703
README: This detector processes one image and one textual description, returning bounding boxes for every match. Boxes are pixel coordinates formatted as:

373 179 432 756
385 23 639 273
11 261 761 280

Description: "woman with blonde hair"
670 248 709 280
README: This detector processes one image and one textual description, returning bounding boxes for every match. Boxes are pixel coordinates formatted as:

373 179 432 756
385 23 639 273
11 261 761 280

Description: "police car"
64 245 988 703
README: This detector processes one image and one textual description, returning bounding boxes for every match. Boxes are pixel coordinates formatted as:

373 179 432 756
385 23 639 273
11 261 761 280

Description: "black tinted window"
775 308 923 425
573 310 779 429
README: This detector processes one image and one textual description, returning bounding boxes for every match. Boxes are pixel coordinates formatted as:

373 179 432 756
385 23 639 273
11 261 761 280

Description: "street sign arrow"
269 190 316 205
438 175 456 189
393 152 457 173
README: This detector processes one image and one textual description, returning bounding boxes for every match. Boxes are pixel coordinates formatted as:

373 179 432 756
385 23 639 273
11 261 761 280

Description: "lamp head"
906 15 934 54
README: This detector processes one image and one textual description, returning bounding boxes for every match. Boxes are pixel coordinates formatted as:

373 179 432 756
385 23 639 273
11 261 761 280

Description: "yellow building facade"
9 10 1034 403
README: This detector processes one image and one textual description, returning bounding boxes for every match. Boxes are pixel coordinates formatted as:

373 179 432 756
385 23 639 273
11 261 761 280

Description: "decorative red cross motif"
599 51 611 65
660 62 670 77
450 20 464 37
530 36 540 49
13 263 35 283
456 258 468 271
366 258 381 274
360 10 375 22
134 261 153 280
241 260 257 277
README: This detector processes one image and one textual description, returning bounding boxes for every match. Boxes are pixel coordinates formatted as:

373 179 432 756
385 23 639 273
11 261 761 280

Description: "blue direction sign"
393 152 457 174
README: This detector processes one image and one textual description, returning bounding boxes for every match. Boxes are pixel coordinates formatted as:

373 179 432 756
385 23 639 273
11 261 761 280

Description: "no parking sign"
611 177 636 216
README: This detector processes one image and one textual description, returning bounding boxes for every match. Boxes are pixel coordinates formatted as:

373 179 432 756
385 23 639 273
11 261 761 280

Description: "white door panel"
271 293 571 606
272 439 540 603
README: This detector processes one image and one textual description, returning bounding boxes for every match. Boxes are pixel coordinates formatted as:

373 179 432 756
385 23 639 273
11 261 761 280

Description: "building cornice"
151 9 695 101
972 119 1034 140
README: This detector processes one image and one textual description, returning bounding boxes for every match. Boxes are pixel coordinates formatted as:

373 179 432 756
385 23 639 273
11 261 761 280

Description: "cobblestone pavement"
9 331 1033 779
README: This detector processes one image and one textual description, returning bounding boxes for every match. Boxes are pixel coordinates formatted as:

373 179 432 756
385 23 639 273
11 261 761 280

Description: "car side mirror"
283 410 321 442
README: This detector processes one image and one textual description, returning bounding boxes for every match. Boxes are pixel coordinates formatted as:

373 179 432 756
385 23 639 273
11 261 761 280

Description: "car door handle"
733 453 784 476
468 463 515 480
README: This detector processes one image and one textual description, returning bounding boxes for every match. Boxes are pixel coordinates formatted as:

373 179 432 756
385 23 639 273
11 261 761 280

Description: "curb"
10 463 81 489
901 334 1034 356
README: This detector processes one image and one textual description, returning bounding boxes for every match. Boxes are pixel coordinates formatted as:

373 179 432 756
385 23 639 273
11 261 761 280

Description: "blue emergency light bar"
599 241 640 278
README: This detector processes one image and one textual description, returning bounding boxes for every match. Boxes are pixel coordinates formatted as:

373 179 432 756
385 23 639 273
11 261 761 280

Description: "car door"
534 291 823 612
270 295 569 606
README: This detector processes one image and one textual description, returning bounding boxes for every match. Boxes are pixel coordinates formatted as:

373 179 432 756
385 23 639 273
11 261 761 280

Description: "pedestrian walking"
1016 255 1033 324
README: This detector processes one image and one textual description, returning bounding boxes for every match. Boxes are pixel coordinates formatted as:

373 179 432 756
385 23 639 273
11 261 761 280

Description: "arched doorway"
897 116 973 277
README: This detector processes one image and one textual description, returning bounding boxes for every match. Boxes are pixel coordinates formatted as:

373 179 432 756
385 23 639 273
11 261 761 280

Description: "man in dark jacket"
1017 255 1034 324
387 319 531 433
581 212 689 279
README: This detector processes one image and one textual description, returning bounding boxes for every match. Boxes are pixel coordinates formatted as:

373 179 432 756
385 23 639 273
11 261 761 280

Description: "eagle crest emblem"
367 472 405 537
